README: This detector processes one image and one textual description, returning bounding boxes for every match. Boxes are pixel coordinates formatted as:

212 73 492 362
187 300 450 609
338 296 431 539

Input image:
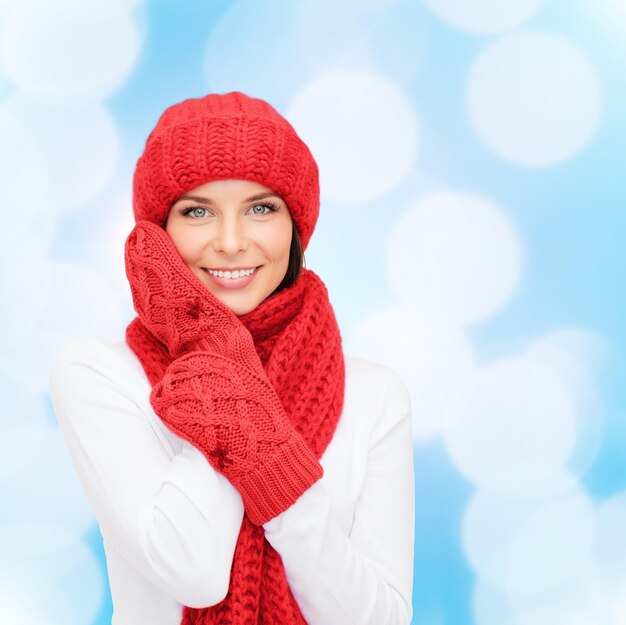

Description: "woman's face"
165 178 293 315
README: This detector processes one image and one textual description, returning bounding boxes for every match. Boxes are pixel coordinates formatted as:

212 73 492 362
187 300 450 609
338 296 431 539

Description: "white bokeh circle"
0 233 50 354
2 260 125 394
524 328 607 477
203 0 426 102
594 492 626 598
0 108 49 246
0 424 95 536
346 304 475 440
117 0 145 7
38 260 125 342
474 550 604 625
287 69 418 203
0 586 41 625
0 522 103 624
469 461 583 501
0 111 56 266
203 0 301 103
463 480 595 594
512 557 605 625
504 493 595 595
2 94 120 213
0 0 142 100
442 356 578 485
467 31 602 166
0 374 48 482
0 421 48 482
293 1 429 87
473 579 518 625
611 588 626 625
507 568 606 625
294 4 371 76
386 192 522 326
87 193 136 312
514 608 600 625
322 0 403 12
423 0 543 34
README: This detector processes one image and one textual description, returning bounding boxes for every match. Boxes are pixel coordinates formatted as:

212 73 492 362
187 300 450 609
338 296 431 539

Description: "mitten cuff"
235 432 324 526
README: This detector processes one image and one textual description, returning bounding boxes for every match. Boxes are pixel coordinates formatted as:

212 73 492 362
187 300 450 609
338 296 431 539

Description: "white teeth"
207 267 256 279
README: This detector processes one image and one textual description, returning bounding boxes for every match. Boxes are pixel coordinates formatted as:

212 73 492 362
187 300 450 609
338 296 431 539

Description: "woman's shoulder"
342 355 412 434
344 355 409 400
51 335 139 367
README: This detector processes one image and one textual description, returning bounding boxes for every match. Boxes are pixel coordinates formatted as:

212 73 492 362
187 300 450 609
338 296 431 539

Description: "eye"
179 206 209 218
249 201 280 215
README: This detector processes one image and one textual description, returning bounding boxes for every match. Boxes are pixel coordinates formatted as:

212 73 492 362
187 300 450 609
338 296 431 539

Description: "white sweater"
49 337 415 625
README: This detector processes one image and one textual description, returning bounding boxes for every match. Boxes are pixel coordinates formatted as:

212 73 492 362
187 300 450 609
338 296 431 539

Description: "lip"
202 266 259 290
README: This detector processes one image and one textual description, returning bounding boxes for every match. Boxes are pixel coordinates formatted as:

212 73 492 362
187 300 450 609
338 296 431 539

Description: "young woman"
49 91 415 625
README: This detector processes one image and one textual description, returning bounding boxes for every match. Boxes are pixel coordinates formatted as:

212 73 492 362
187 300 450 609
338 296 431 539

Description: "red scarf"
124 221 345 624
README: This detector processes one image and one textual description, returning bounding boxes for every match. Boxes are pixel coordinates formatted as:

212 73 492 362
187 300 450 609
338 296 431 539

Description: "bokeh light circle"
443 356 578 485
287 68 418 203
423 0 543 34
524 329 607 477
514 608 599 625
293 0 429 87
473 579 517 625
386 192 522 325
2 94 120 213
0 521 104 624
0 424 95 535
0 0 142 100
347 304 475 441
463 480 595 594
467 31 602 166
594 492 626 597
203 0 300 102
2 260 125 394
0 108 49 247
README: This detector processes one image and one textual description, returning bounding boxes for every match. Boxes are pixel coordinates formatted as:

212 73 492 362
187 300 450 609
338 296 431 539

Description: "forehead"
184 178 277 197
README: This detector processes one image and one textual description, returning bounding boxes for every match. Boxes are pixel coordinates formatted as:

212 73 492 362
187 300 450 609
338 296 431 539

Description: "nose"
212 215 248 255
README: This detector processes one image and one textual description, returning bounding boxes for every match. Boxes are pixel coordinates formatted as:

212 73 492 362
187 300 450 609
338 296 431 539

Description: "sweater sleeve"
48 337 245 609
262 366 415 625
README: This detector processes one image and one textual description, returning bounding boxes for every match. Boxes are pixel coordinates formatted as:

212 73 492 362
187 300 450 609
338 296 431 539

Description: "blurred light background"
0 0 624 623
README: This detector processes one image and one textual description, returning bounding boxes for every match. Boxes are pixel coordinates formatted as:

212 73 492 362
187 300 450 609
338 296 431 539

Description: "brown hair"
276 222 305 292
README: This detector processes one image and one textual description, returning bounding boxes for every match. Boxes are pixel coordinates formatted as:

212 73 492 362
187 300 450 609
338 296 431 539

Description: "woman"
49 91 415 624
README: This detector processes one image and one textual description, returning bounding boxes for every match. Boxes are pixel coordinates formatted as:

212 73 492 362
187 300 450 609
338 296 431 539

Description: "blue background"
0 0 624 623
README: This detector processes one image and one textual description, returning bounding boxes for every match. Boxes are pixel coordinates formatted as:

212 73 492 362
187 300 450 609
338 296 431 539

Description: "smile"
205 267 258 279
202 266 260 290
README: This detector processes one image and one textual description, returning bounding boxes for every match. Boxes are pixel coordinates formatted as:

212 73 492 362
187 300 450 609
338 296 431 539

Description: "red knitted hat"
132 91 320 250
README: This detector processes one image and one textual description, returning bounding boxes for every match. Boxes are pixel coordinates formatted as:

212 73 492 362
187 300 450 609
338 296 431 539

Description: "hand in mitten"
125 220 323 525
125 220 260 366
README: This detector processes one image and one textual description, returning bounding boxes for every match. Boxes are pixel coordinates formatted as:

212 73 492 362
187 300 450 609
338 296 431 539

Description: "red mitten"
125 220 323 525
125 220 258 364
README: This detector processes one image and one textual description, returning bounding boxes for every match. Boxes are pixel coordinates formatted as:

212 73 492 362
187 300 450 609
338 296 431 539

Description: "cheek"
262 221 292 261
166 225 204 264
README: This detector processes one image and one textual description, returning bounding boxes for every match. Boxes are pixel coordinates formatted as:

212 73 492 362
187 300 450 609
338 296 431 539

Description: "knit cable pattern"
124 220 345 623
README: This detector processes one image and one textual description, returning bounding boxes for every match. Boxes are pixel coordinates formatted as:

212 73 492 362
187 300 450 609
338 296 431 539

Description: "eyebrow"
173 191 281 206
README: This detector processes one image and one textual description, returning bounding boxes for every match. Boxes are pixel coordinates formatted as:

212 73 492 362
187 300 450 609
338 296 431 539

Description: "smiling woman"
164 179 295 315
48 90 415 625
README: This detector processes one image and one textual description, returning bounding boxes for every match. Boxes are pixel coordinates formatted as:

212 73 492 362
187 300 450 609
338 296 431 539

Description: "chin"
217 295 261 317
231 304 257 316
